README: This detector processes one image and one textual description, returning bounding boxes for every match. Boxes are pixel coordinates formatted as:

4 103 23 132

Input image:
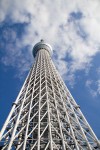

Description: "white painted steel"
0 41 100 150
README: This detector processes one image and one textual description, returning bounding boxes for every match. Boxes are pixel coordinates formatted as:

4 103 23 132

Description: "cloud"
96 67 100 76
97 80 100 95
0 0 100 83
86 79 100 97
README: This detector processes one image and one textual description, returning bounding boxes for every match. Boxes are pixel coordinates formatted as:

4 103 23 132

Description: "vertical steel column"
44 51 53 150
37 51 41 150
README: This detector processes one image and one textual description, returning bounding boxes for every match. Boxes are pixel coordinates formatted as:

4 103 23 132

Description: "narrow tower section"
0 40 100 150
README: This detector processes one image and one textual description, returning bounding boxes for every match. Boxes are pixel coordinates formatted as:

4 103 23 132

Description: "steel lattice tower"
0 40 100 150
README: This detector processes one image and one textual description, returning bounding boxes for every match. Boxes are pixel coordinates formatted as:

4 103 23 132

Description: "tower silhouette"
0 40 100 150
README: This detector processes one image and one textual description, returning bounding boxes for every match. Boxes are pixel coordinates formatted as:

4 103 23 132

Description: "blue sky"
0 0 100 138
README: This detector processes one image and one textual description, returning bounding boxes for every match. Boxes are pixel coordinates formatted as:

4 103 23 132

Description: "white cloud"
97 80 100 95
0 0 100 82
86 79 100 97
96 67 100 76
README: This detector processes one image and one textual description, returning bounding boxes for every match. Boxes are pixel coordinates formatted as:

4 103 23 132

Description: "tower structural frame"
0 40 100 150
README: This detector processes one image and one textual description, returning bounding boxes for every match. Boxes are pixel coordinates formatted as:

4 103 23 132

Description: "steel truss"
0 43 100 150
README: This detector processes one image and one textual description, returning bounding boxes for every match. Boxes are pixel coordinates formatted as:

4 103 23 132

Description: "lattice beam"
0 40 100 150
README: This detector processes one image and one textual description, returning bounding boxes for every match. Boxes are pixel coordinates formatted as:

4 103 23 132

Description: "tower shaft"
0 41 100 150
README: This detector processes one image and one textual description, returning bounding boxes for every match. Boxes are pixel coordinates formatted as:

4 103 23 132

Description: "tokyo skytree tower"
0 40 100 150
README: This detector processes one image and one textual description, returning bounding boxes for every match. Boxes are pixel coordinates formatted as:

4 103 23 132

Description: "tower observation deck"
0 40 100 149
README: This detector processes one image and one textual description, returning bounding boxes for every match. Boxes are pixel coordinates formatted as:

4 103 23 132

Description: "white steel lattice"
0 40 100 150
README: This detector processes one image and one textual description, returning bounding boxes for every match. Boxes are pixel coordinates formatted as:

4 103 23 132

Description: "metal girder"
0 44 100 150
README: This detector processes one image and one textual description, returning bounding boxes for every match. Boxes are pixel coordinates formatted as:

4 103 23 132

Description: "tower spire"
0 41 100 149
40 39 44 42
